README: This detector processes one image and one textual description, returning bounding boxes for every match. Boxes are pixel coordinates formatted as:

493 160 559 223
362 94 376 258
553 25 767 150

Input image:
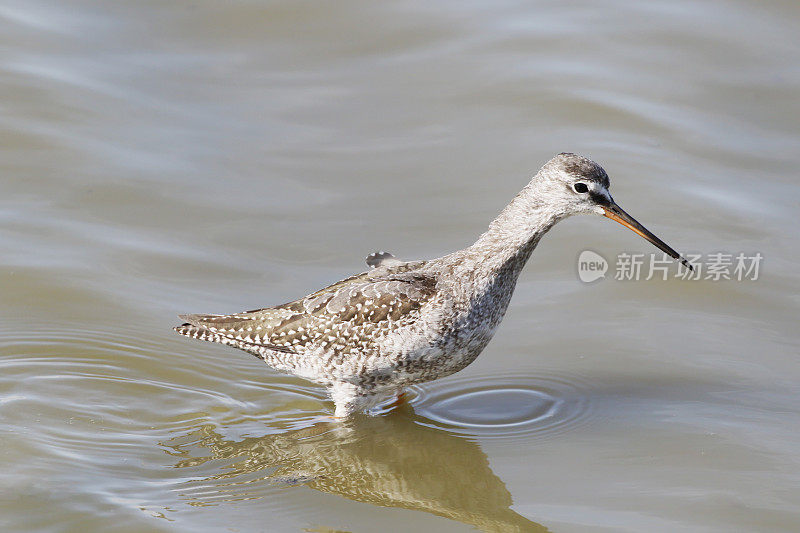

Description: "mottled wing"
175 264 435 359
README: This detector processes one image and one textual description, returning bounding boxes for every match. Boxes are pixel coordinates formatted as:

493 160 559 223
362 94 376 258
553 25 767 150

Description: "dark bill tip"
602 203 693 271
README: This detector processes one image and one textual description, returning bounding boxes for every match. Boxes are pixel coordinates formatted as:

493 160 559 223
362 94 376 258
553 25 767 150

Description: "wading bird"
175 153 691 417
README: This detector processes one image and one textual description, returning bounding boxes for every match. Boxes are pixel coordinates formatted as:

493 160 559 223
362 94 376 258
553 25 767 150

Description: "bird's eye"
573 182 589 193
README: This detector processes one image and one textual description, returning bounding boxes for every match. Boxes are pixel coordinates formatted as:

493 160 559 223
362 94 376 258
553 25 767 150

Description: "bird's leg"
388 391 409 409
330 382 368 418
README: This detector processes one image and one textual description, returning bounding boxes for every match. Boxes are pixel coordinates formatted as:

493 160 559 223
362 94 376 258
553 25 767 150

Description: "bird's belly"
370 319 501 387
290 287 512 388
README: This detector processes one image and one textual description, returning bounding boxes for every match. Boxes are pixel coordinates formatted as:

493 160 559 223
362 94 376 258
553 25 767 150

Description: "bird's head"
536 152 692 270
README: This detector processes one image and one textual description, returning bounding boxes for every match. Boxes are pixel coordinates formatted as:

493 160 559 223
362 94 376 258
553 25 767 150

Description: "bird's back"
174 259 439 384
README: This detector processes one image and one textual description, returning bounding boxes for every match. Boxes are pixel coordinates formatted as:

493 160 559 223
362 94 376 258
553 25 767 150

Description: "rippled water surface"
2 1 800 531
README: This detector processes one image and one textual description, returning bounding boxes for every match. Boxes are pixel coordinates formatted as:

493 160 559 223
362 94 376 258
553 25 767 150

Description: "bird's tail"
174 322 226 343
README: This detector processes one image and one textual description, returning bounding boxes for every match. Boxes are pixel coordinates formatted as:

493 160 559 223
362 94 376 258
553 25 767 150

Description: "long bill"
603 202 693 271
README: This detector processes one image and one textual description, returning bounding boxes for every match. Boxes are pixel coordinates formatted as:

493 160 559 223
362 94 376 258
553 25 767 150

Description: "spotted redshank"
175 153 691 417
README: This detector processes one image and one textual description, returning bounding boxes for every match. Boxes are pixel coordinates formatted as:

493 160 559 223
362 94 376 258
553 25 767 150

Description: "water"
1 1 799 531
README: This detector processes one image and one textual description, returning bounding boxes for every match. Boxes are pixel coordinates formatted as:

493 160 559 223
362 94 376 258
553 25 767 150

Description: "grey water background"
1 1 799 531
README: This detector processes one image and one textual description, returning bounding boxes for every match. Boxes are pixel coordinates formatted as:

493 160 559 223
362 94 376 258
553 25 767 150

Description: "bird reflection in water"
163 407 547 532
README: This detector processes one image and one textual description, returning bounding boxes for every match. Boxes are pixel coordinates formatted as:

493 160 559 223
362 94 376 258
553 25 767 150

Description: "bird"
175 153 692 417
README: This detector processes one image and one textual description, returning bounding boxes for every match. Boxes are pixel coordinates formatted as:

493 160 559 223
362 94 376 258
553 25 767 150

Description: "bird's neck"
455 183 566 286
